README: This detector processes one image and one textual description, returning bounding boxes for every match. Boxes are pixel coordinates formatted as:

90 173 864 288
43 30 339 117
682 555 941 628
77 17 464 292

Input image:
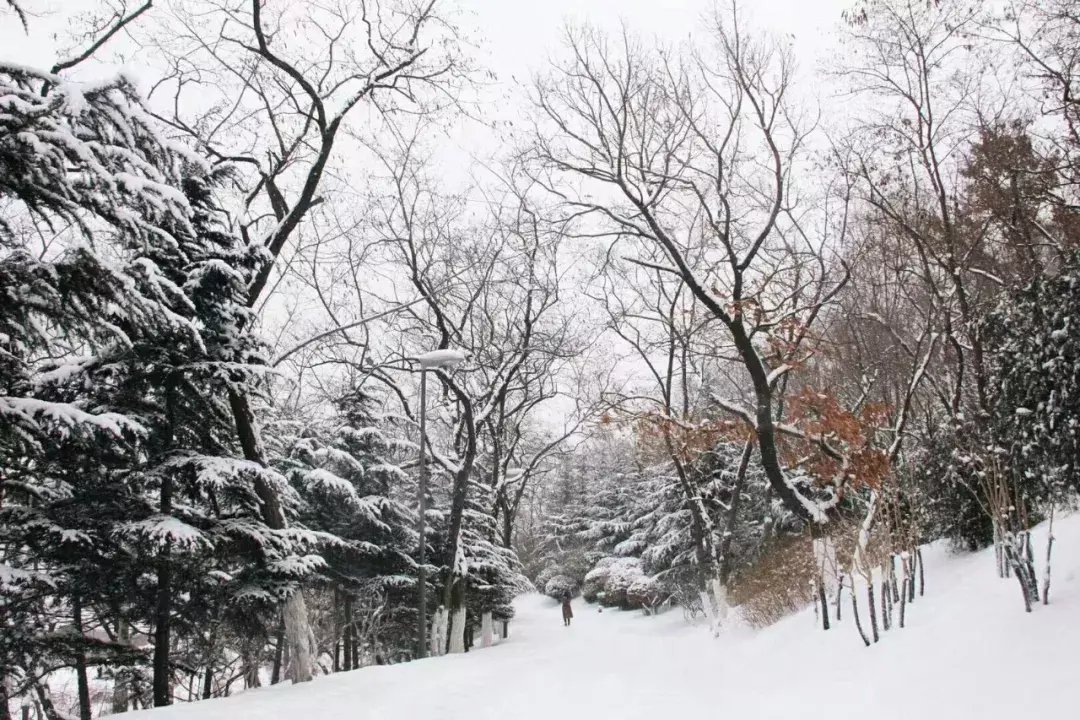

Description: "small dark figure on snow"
561 592 574 626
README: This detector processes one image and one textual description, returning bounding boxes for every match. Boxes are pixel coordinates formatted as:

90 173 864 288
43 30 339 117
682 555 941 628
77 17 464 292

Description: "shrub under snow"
535 564 563 591
543 574 579 599
582 557 618 602
627 575 665 610
601 557 645 608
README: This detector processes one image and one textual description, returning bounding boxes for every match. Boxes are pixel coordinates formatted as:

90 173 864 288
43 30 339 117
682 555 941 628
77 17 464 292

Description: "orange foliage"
783 388 892 494
633 412 753 465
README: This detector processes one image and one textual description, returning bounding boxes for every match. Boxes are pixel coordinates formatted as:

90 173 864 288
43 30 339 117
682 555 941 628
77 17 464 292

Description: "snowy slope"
126 515 1078 720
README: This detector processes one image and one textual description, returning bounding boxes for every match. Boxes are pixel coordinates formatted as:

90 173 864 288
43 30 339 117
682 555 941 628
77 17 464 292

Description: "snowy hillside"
121 515 1077 720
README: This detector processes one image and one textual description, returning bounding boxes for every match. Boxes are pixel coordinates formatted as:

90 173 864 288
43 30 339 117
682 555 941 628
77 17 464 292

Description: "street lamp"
412 349 468 659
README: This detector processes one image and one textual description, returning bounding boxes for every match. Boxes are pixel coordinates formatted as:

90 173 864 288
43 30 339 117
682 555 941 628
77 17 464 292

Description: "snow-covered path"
129 516 1079 720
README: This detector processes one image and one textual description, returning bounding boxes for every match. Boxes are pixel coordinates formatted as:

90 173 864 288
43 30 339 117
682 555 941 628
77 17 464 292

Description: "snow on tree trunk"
813 535 840 599
481 612 493 648
430 607 447 657
448 605 467 654
699 590 719 637
711 578 729 625
1043 505 1055 605
813 534 839 631
285 593 314 683
112 619 130 712
993 524 1007 578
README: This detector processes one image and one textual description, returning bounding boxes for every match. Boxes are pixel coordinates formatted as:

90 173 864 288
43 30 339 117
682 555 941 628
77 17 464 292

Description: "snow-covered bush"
582 557 618 602
627 575 665 611
535 565 564 591
601 558 645 609
543 574 579 599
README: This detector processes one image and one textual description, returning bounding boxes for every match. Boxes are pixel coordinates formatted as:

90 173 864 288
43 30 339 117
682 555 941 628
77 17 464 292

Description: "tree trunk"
880 576 890 632
717 439 754 586
907 554 916 602
890 556 900 602
500 498 514 549
111 618 130 713
442 471 472 656
284 592 314 679
481 612 493 648
1005 543 1034 613
899 575 907 629
201 664 213 701
270 616 285 685
72 598 92 720
342 595 353 672
33 685 58 720
431 607 448 657
228 387 314 683
851 583 870 647
1 671 13 720
867 584 879 643
1043 506 1055 605
446 577 467 654
351 617 359 670
817 581 830 631
835 575 843 623
152 469 173 707
917 548 925 597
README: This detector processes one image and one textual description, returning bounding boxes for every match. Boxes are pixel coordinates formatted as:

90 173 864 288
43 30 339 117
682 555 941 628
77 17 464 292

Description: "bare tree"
343 126 576 655
585 242 743 626
529 9 850 538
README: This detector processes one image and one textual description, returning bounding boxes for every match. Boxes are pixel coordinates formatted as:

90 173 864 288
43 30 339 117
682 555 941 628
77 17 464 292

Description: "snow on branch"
117 515 213 551
0 396 145 439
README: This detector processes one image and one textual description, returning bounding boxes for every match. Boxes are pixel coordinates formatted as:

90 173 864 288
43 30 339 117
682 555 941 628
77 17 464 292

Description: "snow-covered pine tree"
458 478 530 648
0 61 323 712
0 60 207 713
274 390 420 665
984 256 1080 605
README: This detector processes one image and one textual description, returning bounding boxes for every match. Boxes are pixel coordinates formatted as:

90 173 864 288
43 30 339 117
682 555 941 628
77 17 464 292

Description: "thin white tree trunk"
430 607 447 657
448 606 467 654
480 612 493 648
711 578 729 624
284 593 314 683
813 535 840 601
699 590 718 636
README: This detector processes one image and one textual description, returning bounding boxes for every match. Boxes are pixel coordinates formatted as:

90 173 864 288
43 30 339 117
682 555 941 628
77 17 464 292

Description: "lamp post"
412 349 468 659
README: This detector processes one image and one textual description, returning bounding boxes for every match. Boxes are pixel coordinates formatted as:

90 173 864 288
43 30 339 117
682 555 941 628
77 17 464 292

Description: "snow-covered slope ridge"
127 514 1078 720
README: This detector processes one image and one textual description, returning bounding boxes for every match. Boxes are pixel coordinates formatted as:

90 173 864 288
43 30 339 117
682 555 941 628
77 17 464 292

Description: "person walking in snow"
561 592 573 626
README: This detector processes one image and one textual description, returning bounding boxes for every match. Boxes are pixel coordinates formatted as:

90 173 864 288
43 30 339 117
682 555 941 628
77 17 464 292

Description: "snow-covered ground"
127 515 1078 720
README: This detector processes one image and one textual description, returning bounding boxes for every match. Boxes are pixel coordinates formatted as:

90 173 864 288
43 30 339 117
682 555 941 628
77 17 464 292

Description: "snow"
413 349 469 369
121 514 1079 720
0 396 144 437
118 516 210 550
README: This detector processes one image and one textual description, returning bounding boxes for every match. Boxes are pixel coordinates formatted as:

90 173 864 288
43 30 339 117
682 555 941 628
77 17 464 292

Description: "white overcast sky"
1 0 857 179
2 0 855 87
459 0 854 78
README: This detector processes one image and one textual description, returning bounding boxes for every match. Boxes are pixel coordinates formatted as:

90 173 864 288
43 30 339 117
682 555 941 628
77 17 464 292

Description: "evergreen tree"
274 391 420 663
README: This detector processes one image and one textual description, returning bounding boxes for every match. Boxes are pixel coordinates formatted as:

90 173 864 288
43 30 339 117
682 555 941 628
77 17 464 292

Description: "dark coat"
561 599 573 620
